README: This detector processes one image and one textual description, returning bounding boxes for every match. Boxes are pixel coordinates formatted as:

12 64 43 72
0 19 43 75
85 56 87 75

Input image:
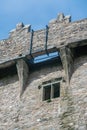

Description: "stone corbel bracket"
16 59 29 97
59 46 74 85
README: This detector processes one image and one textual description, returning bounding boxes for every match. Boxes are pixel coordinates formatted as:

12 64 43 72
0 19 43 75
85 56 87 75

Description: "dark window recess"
44 85 51 100
43 82 60 101
53 83 60 98
0 64 17 79
74 45 87 58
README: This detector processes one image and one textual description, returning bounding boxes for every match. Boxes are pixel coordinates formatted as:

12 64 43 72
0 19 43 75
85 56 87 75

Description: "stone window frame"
42 78 62 101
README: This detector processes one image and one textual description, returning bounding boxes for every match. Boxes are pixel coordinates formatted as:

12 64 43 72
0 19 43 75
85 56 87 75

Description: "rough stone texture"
16 59 29 96
0 13 87 130
0 63 64 130
0 13 87 64
70 56 87 130
60 47 74 83
0 24 31 64
0 54 87 130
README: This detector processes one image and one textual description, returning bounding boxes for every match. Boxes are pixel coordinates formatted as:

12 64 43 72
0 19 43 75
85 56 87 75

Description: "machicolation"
0 13 87 130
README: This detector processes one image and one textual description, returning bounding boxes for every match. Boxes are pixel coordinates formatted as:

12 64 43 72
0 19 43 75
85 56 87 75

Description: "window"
42 81 60 101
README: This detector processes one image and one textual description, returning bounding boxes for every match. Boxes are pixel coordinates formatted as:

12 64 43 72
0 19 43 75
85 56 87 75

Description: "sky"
0 0 87 40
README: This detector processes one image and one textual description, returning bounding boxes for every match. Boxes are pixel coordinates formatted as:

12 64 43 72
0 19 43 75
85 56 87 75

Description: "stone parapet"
0 13 87 65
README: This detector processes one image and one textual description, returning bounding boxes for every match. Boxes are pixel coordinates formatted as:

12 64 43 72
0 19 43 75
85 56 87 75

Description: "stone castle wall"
0 13 87 130
0 55 87 130
0 13 87 65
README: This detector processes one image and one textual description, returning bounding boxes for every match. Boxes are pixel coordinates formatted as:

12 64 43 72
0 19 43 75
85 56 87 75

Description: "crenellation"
57 13 64 21
0 13 87 130
16 22 24 30
0 14 87 66
9 23 31 38
49 13 71 27
64 15 71 23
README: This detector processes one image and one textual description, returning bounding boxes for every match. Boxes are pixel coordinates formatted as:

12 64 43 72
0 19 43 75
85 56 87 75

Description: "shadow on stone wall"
28 58 62 85
73 55 87 74
0 75 18 87
0 64 18 87
0 64 17 79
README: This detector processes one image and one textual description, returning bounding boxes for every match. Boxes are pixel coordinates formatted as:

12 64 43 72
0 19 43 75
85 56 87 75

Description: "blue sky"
0 0 87 40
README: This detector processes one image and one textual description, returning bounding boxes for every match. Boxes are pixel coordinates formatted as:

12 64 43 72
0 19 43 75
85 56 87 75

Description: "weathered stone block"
16 59 29 96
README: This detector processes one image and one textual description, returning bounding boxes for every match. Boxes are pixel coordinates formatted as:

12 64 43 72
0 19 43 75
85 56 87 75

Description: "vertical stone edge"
59 46 74 85
16 59 29 97
59 47 75 130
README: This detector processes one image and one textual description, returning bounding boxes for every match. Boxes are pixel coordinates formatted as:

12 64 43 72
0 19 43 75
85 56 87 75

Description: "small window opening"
53 83 60 98
43 81 60 101
44 85 51 100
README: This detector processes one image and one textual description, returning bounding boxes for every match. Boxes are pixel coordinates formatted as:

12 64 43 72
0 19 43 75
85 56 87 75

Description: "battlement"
0 13 87 66
49 13 71 25
0 13 87 130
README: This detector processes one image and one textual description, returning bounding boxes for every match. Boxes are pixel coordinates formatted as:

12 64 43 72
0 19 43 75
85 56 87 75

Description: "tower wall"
0 13 87 130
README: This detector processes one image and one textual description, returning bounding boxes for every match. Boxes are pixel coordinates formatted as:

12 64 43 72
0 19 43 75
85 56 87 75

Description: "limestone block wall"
0 24 31 64
0 54 87 130
0 13 87 65
70 56 87 129
0 62 64 130
0 13 87 130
